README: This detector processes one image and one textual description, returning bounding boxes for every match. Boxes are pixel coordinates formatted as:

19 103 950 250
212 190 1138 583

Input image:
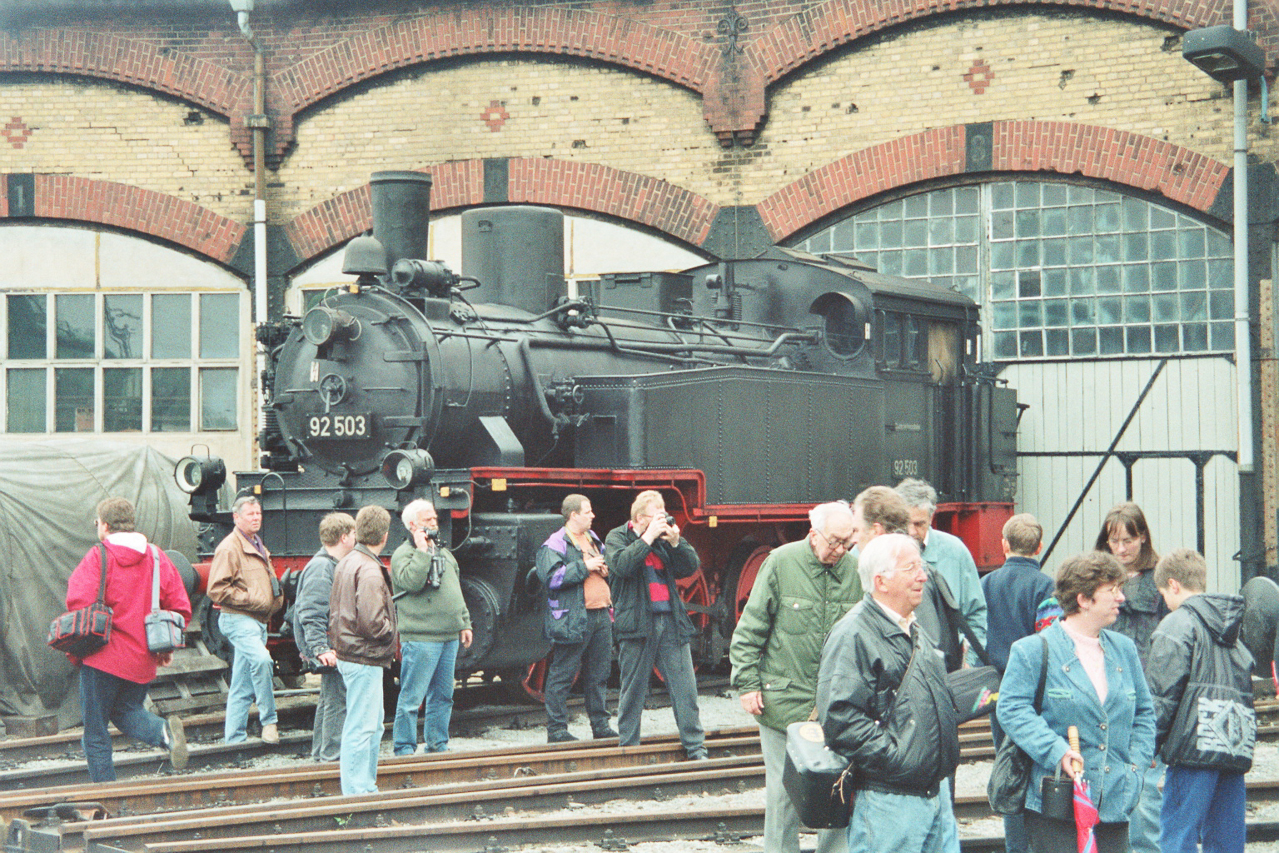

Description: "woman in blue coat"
997 551 1157 853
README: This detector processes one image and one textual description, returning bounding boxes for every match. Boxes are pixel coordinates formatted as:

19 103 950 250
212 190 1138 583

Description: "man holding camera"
605 489 707 759
390 499 472 755
535 494 617 743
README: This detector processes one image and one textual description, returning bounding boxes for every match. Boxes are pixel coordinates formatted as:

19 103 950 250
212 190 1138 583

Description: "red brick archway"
284 159 722 265
757 122 1232 242
0 174 246 264
0 0 1263 158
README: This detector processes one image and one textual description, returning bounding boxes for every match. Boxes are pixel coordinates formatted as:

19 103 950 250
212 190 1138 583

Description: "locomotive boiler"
178 170 1019 690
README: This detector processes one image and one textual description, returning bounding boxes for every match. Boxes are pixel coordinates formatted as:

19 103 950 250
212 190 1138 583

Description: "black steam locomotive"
178 170 1018 688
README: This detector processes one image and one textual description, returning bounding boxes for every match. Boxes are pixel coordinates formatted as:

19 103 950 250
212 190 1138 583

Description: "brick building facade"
0 0 1274 579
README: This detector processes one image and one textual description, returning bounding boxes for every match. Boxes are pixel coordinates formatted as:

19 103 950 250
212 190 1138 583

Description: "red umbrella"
1068 726 1100 853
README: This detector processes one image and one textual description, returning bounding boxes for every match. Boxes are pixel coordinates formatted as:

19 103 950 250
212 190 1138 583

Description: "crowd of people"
62 483 1258 852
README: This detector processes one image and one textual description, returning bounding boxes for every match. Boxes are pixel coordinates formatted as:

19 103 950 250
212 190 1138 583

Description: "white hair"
809 501 853 535
401 498 435 531
895 478 937 514
856 533 921 591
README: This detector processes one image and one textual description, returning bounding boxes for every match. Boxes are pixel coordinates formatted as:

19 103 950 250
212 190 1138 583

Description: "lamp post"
1183 19 1265 479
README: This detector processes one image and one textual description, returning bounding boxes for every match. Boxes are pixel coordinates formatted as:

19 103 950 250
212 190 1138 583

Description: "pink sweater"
1060 618 1107 703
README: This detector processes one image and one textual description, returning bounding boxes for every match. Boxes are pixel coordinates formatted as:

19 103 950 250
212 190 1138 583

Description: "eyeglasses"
816 529 856 551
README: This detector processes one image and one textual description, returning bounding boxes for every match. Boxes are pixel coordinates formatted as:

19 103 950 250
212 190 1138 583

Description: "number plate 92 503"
306 412 372 440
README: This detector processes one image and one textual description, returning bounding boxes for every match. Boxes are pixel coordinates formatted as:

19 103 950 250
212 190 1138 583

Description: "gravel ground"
235 680 1279 852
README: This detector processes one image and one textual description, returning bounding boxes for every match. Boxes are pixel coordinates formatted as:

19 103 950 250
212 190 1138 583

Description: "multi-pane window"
3 292 241 434
799 181 1233 359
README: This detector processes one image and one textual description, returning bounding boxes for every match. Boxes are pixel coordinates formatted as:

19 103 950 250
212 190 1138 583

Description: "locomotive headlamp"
175 455 226 495
302 307 360 348
391 258 458 297
381 449 435 491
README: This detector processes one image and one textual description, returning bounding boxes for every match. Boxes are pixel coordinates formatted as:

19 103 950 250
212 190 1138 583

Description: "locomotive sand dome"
178 170 1019 693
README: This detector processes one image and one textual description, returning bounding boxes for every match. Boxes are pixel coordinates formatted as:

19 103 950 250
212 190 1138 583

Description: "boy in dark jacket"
1148 549 1255 853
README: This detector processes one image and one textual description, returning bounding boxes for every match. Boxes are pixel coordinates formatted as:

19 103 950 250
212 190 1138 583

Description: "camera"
664 514 676 526
425 528 439 542
425 551 444 588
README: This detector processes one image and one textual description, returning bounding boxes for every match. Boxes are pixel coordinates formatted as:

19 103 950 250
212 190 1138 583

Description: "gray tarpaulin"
0 440 198 725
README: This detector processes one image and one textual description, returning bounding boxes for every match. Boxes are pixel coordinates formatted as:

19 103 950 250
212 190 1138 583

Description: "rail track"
7 727 1279 853
5 695 1279 852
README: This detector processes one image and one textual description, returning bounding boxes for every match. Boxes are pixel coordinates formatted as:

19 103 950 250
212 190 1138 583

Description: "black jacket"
604 522 699 642
816 598 960 797
534 527 607 644
1148 593 1255 772
1112 568 1169 669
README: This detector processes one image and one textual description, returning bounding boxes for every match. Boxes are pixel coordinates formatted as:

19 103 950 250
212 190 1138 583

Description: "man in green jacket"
390 499 472 755
729 501 861 853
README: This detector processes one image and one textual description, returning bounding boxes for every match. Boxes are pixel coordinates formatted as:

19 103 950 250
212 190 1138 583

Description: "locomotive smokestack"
370 170 432 270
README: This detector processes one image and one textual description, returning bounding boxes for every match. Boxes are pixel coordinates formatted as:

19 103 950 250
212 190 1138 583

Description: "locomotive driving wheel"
718 544 773 635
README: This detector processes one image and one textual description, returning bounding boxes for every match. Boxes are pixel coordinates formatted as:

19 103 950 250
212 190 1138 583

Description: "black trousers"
543 607 613 733
1025 810 1129 853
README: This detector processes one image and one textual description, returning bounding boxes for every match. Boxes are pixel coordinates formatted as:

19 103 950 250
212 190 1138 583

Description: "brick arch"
284 160 721 265
0 174 246 264
272 7 715 161
745 0 1245 86
0 28 250 119
756 121 1231 242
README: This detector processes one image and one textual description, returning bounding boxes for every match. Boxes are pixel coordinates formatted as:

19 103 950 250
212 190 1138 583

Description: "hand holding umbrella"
1068 725 1100 853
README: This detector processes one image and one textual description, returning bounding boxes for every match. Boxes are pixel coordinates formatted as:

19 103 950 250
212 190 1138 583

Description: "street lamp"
1183 25 1266 83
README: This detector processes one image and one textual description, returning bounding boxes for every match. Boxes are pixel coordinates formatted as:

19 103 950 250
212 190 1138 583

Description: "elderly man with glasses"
817 533 961 853
729 501 862 853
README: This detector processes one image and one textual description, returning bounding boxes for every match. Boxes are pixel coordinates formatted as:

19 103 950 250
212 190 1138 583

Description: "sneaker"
687 748 709 761
592 725 619 739
547 729 579 743
261 723 280 744
165 715 188 771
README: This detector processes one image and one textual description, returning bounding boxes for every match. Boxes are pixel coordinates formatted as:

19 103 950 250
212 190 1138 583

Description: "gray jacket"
292 548 338 664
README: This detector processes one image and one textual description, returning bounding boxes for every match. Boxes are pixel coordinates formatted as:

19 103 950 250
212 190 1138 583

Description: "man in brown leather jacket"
329 505 395 796
207 495 284 744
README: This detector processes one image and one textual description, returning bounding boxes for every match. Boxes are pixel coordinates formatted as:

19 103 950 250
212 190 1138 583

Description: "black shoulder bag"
932 571 1002 722
48 543 114 658
987 635 1049 815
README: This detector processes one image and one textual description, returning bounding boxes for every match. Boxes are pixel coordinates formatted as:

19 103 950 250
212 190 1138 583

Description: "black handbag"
144 546 186 655
782 720 854 829
48 543 113 658
987 636 1049 815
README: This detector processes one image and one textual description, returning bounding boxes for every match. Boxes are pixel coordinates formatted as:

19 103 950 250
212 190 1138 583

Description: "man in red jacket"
65 497 192 782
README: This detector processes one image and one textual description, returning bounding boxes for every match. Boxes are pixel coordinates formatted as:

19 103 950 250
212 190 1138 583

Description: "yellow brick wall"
0 79 252 222
755 10 1274 203
274 57 719 217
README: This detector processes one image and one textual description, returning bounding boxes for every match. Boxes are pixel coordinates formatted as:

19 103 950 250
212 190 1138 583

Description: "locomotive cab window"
875 310 928 372
810 292 867 358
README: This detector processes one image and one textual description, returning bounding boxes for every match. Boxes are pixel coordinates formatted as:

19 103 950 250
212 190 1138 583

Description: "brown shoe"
261 723 279 744
165 715 188 771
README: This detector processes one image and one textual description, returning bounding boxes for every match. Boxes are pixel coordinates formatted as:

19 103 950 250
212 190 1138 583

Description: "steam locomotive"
177 170 1019 690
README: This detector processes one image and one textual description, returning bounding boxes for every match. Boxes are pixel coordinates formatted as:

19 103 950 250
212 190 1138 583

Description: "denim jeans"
616 611 704 755
393 639 458 755
1160 766 1246 853
79 664 166 782
338 659 385 795
847 785 959 853
219 611 277 743
544 607 613 735
1128 758 1164 853
311 669 346 762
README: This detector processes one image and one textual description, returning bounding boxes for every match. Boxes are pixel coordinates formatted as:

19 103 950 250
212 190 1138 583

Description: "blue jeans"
617 611 704 755
219 611 277 743
338 659 384 795
79 664 166 782
393 639 458 755
1160 766 1246 853
847 785 959 853
1128 758 1164 853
